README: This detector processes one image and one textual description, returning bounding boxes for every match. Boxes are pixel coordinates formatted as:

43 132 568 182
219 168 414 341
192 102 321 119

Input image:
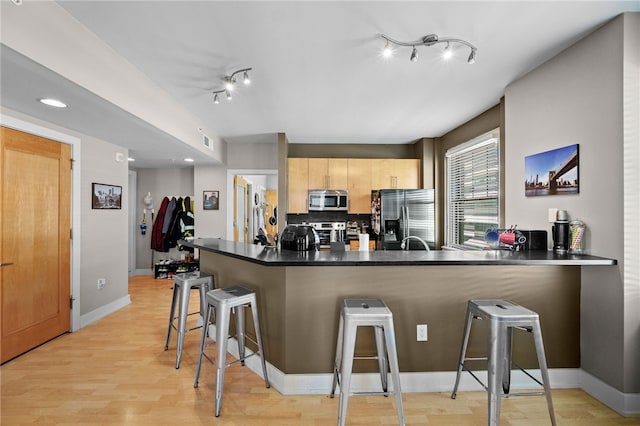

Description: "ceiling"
1 1 638 168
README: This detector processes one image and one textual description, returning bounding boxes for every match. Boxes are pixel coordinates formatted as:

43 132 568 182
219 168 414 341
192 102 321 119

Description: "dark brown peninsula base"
198 250 581 376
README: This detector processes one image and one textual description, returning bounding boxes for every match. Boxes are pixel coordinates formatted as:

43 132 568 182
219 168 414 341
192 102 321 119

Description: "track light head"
382 40 393 58
410 46 418 62
226 90 232 100
243 71 251 85
442 42 453 60
224 77 234 91
467 48 477 64
213 93 220 104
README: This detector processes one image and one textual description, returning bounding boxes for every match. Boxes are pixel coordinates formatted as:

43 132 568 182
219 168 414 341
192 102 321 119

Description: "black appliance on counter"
280 225 320 251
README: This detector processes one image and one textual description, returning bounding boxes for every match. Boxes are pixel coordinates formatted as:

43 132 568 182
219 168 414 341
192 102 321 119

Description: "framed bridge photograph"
524 144 579 197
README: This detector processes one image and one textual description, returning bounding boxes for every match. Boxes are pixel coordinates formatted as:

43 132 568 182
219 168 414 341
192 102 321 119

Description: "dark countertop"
182 238 617 267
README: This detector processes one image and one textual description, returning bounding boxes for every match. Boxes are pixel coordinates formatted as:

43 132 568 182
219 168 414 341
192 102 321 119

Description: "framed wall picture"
92 183 122 209
525 144 579 197
203 190 219 210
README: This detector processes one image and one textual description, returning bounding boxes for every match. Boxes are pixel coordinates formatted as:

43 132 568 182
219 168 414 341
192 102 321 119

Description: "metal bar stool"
451 299 556 426
164 271 213 369
330 299 405 426
193 286 270 417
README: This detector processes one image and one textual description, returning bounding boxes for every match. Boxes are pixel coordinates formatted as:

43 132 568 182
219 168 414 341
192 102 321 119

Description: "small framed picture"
525 144 579 197
92 183 122 209
203 190 219 210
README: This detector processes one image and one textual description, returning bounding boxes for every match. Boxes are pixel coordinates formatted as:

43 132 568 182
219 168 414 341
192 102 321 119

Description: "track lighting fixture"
380 33 477 64
212 67 252 104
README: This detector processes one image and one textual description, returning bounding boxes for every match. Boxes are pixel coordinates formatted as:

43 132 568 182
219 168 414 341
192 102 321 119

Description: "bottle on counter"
569 219 586 254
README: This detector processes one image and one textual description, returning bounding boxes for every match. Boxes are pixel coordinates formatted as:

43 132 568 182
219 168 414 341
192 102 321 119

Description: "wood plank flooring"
1 275 638 425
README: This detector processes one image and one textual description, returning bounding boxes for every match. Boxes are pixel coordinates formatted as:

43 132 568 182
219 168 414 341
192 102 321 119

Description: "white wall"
80 136 130 315
505 12 639 402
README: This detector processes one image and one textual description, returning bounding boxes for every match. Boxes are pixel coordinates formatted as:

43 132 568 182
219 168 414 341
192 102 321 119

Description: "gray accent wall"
505 13 639 394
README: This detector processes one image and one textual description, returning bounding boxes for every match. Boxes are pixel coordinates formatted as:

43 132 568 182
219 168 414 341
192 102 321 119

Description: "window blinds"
445 132 500 250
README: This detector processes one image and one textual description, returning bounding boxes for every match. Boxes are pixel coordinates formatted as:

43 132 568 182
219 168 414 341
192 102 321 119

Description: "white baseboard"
580 370 640 417
201 327 640 418
79 294 131 328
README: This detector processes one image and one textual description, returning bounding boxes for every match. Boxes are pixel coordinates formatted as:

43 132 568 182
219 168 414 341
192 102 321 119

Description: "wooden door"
1 126 71 363
233 176 249 242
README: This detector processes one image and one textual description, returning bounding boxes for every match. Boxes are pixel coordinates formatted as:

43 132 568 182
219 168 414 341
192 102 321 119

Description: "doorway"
1 126 72 363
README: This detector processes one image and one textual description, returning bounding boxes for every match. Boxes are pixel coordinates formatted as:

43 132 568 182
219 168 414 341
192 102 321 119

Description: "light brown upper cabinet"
308 158 348 190
371 159 420 190
287 158 309 213
347 159 373 214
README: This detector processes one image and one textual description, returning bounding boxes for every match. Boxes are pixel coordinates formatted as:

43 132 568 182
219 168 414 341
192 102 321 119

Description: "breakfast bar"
182 238 616 394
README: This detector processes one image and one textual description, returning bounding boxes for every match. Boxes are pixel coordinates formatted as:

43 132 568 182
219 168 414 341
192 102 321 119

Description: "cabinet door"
308 158 328 190
371 159 420 189
394 159 420 189
327 159 348 189
371 159 394 189
287 158 309 213
308 158 348 189
348 159 372 213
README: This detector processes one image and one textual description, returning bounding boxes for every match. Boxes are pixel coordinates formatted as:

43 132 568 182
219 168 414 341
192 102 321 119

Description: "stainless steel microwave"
308 190 348 211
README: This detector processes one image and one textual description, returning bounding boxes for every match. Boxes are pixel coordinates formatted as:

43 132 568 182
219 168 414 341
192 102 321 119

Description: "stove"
308 222 346 248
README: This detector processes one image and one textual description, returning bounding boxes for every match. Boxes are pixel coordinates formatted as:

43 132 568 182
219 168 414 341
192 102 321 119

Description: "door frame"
0 114 82 332
226 169 277 241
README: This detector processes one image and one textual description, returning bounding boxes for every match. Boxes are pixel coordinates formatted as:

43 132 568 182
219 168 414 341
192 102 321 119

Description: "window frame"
444 128 501 250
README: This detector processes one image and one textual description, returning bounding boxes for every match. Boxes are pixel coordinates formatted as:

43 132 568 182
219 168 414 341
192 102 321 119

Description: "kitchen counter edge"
180 238 617 267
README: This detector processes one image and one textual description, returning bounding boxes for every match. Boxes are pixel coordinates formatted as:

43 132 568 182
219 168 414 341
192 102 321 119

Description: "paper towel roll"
358 234 369 251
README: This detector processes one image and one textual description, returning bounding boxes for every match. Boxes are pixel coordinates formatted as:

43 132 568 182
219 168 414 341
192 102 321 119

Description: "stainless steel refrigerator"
371 189 435 250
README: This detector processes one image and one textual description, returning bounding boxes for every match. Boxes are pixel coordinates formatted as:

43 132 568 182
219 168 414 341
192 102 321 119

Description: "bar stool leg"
214 302 230 417
174 283 192 369
250 299 270 388
164 284 179 351
374 325 388 393
330 313 344 397
502 326 513 395
451 305 474 399
194 302 212 388
532 322 557 426
487 321 506 426
235 306 246 366
383 321 405 426
337 321 356 426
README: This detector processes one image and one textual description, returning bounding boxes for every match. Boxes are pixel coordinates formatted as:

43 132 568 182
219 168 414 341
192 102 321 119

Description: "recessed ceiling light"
39 98 67 108
184 158 195 163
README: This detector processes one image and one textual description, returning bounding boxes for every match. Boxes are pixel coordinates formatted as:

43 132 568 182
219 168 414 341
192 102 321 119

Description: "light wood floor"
2 275 638 425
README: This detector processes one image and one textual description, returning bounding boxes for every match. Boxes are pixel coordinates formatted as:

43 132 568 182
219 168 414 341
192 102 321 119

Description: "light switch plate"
548 208 558 223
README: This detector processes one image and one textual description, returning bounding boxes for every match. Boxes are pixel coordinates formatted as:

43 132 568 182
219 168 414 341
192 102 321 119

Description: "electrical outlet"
97 278 106 289
548 208 558 223
417 324 428 341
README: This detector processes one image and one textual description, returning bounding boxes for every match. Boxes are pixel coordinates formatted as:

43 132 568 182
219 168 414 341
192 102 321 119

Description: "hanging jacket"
151 196 170 251
177 196 195 252
164 197 183 250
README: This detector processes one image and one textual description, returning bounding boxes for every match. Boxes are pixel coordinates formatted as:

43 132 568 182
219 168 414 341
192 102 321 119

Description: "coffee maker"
552 210 569 253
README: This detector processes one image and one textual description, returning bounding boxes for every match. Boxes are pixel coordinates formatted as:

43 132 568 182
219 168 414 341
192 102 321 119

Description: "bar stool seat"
194 286 270 417
451 299 556 426
330 298 405 426
164 271 213 369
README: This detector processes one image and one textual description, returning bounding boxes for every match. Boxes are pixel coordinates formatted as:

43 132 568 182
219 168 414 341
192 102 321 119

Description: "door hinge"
70 296 75 310
70 228 73 240
70 158 75 170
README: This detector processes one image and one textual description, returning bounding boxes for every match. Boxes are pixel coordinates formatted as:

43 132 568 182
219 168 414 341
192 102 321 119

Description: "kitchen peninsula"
183 238 616 394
